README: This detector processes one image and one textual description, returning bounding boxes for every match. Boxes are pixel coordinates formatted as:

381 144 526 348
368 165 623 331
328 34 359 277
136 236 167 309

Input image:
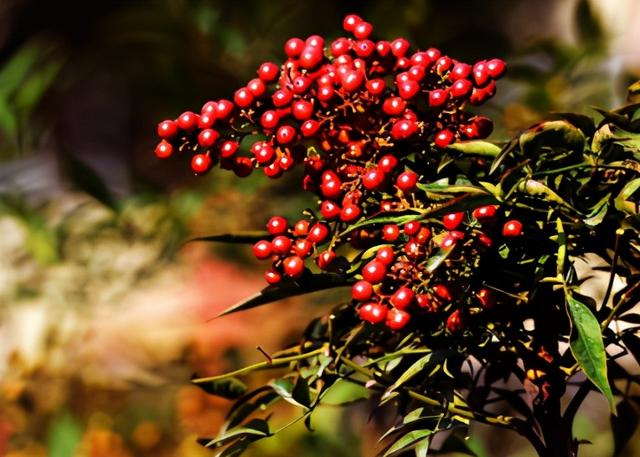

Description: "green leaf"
614 178 640 216
268 378 310 409
425 249 453 274
415 437 431 457
566 294 616 412
339 212 423 237
555 218 566 279
611 400 638 456
445 140 502 157
386 354 432 394
193 376 247 399
519 120 585 156
47 412 83 457
217 273 352 317
190 231 270 244
383 430 433 457
201 419 271 448
225 390 281 430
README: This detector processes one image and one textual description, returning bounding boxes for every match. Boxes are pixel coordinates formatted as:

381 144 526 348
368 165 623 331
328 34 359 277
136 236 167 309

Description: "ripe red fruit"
198 113 214 129
502 220 523 237
252 240 273 260
317 85 335 102
220 140 239 158
407 65 425 81
293 239 312 257
201 101 217 115
215 100 234 119
352 280 374 301
198 129 220 148
283 255 305 278
320 178 342 199
272 235 293 254
340 204 361 222
433 284 452 302
272 89 293 107
414 226 432 244
284 37 305 57
359 302 388 324
320 200 341 220
382 97 406 116
292 100 313 120
391 286 414 310
261 110 280 129
341 70 364 92
376 40 391 57
404 221 421 236
391 120 418 139
396 170 418 192
330 37 351 57
157 120 178 139
473 61 490 87
292 76 312 94
486 58 506 78
362 168 384 190
254 143 275 164
435 56 452 74
316 250 336 269
264 269 282 284
404 239 421 258
382 224 400 242
247 78 266 97
366 79 385 96
258 62 279 82
234 87 254 108
362 260 387 284
308 223 330 244
267 216 288 235
425 47 441 63
276 125 296 144
354 40 375 57
434 129 454 148
428 89 448 107
375 246 395 265
443 212 464 230
451 79 472 98
398 80 420 99
449 62 472 80
476 288 495 309
440 233 458 249
191 154 211 173
386 308 410 330
416 293 437 312
478 232 493 248
264 163 281 178
293 220 310 237
177 111 198 131
233 156 254 177
470 115 494 138
472 205 497 221
378 155 398 173
446 310 464 332
154 140 173 159
353 21 373 39
305 35 324 48
390 38 410 57
343 14 362 32
299 46 323 69
301 119 320 137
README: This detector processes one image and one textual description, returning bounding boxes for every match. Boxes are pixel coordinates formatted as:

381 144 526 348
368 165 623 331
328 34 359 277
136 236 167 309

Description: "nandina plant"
153 14 640 457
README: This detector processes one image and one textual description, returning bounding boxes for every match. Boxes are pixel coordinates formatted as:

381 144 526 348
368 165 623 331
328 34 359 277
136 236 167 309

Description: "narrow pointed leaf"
445 140 502 157
193 376 247 399
190 231 270 244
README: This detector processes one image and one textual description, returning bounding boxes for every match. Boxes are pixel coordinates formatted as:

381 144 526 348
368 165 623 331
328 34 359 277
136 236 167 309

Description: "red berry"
473 61 490 87
449 62 472 80
284 38 305 57
451 79 472 98
272 89 293 107
366 78 385 96
382 97 406 116
502 220 523 237
292 76 312 94
377 155 398 174
292 100 313 120
416 293 437 312
472 205 497 221
320 178 342 199
220 140 239 158
428 89 449 107
486 58 506 79
434 130 454 148
201 101 217 115
407 65 426 81
359 302 388 324
233 156 254 177
404 221 421 236
470 115 494 138
216 100 234 119
440 233 457 249
396 170 418 192
414 227 432 244
293 239 312 257
276 125 296 145
261 110 280 129
425 47 441 63
305 35 324 48
362 260 387 284
435 56 452 74
198 129 219 148
272 235 293 254
308 223 330 244
154 140 173 159
191 154 211 174
353 21 373 39
258 62 279 82
293 220 310 237
157 120 178 139
264 269 282 284
198 113 214 129
316 250 336 270
391 286 414 310
267 216 288 235
390 38 410 57
299 46 323 69
433 284 452 302
254 143 275 164
476 288 495 309
343 14 362 32
330 37 351 57
386 308 410 330
317 85 335 102
264 165 281 180
391 119 418 140
362 168 384 191
478 232 493 247
341 70 364 92
446 310 464 332
320 200 341 220
443 212 464 230
382 224 400 241
252 240 273 260
283 255 305 278
247 78 266 97
376 40 391 57
404 240 421 258
375 246 395 265
177 111 198 131
301 119 320 137
340 204 361 222
234 87 254 108
352 280 374 301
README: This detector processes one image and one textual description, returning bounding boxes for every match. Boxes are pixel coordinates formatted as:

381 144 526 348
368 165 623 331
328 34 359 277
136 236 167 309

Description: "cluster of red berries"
352 204 524 333
155 15 513 335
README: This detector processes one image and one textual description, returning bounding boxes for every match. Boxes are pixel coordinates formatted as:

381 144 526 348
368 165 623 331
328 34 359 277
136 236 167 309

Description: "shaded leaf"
519 120 585 156
383 430 433 457
193 376 247 400
386 354 432 394
567 295 616 412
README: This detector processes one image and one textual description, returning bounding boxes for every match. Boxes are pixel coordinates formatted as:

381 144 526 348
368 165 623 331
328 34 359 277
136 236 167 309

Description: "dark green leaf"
611 400 638 456
383 430 433 457
193 376 247 399
217 273 352 317
567 295 616 412
519 120 585 156
385 354 432 394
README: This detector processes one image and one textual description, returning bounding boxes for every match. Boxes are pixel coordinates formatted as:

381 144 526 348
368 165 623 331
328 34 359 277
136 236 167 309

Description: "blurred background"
0 0 639 456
